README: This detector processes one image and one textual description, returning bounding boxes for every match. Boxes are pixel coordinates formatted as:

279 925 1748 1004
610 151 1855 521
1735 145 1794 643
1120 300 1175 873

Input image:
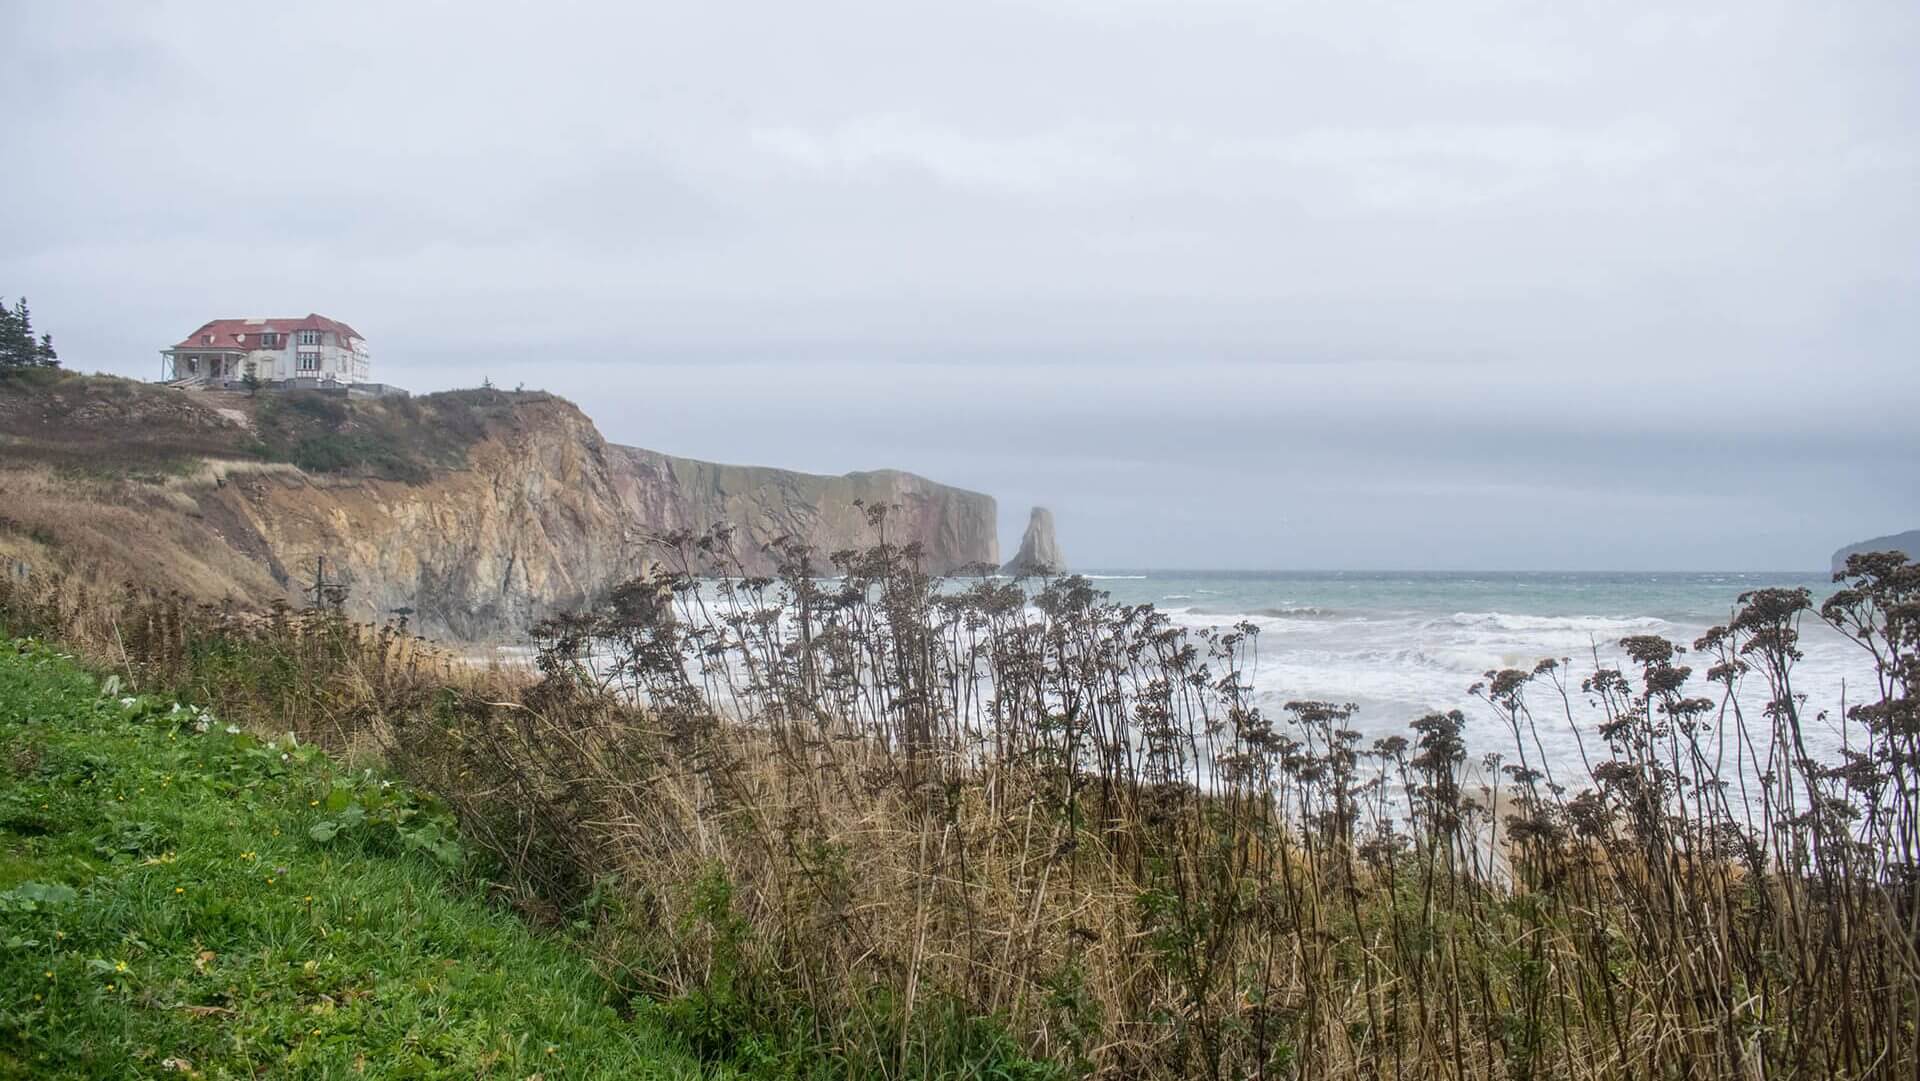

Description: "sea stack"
1002 506 1066 576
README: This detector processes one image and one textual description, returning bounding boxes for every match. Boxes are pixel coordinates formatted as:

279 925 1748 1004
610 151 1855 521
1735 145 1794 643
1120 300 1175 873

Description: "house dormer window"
258 332 279 348
298 330 321 346
202 334 212 344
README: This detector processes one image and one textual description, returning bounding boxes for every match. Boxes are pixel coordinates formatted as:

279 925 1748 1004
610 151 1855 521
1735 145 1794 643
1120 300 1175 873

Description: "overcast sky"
5 1 1917 569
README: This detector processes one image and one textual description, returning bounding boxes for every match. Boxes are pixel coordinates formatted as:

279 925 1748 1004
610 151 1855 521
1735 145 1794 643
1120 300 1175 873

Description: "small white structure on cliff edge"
160 314 371 389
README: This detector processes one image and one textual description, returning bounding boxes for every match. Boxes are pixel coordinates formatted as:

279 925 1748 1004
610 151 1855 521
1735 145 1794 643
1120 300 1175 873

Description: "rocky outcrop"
1832 530 1920 574
196 397 635 640
0 384 999 641
1002 506 1065 576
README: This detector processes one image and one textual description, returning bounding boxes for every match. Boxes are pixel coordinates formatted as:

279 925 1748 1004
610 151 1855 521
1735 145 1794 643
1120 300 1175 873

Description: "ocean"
1072 570 1879 777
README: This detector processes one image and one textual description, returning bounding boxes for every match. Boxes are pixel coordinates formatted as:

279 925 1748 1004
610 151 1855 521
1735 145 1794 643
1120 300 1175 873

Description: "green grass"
0 638 717 1080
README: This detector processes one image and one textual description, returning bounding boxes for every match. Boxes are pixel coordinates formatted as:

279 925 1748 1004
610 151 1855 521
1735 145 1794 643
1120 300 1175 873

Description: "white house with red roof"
161 314 371 388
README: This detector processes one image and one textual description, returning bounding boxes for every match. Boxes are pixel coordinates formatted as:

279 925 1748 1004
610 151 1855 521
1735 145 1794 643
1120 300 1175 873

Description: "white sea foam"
1446 611 1668 634
1146 590 1879 782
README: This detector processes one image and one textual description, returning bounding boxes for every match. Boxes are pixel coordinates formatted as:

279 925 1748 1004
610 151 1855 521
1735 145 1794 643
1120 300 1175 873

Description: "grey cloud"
4 0 1917 569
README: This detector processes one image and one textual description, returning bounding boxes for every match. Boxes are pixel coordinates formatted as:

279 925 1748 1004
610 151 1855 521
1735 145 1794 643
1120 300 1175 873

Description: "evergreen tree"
0 296 60 369
0 301 17 361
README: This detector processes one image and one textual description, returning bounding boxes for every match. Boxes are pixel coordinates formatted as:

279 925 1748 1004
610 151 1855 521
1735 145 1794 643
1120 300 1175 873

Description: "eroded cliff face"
194 399 637 640
609 446 998 576
0 383 998 641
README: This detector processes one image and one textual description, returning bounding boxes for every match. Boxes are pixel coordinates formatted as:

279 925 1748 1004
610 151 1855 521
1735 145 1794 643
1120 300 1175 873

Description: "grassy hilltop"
0 367 528 482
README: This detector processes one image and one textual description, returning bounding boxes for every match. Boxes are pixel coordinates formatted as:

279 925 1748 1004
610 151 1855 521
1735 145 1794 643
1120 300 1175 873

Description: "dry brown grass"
0 466 291 628
7 538 1917 1080
0 369 256 473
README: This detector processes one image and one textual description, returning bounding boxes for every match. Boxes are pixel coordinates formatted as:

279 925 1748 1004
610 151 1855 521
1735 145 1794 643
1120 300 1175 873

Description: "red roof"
169 314 364 352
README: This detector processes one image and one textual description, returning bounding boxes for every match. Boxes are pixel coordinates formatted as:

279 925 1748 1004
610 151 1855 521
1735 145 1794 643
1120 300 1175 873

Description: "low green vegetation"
243 386 546 483
0 638 714 1079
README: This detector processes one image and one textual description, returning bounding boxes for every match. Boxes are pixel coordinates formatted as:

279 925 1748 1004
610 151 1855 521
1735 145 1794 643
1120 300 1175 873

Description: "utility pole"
305 555 350 612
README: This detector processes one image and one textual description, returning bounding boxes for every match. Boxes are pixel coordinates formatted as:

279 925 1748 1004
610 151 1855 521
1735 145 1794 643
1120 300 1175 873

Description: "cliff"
0 374 997 640
1832 530 1920 574
610 447 998 577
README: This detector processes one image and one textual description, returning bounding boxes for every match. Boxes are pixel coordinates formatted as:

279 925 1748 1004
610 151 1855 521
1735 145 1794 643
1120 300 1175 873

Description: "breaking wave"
1445 611 1669 634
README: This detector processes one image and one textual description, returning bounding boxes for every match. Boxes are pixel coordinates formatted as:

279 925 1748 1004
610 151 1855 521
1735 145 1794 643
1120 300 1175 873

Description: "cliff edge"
0 373 997 639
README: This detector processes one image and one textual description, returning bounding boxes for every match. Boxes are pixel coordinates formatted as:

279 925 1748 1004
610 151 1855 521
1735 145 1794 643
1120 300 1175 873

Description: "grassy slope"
0 639 714 1080
0 368 533 483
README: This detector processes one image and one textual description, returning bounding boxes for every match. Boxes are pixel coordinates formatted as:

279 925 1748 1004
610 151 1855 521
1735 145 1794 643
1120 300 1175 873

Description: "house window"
201 334 213 344
297 351 321 372
258 333 279 347
298 330 321 346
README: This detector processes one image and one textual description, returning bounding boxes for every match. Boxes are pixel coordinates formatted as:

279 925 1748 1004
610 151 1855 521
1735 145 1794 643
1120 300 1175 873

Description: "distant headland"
1833 529 1920 573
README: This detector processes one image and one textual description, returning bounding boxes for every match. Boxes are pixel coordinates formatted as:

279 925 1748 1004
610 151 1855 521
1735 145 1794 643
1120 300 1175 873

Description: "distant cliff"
610 446 997 577
1832 530 1920 573
0 374 997 640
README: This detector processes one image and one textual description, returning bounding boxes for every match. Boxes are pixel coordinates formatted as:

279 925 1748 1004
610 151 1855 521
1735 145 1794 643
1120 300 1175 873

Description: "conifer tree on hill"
0 295 60 369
